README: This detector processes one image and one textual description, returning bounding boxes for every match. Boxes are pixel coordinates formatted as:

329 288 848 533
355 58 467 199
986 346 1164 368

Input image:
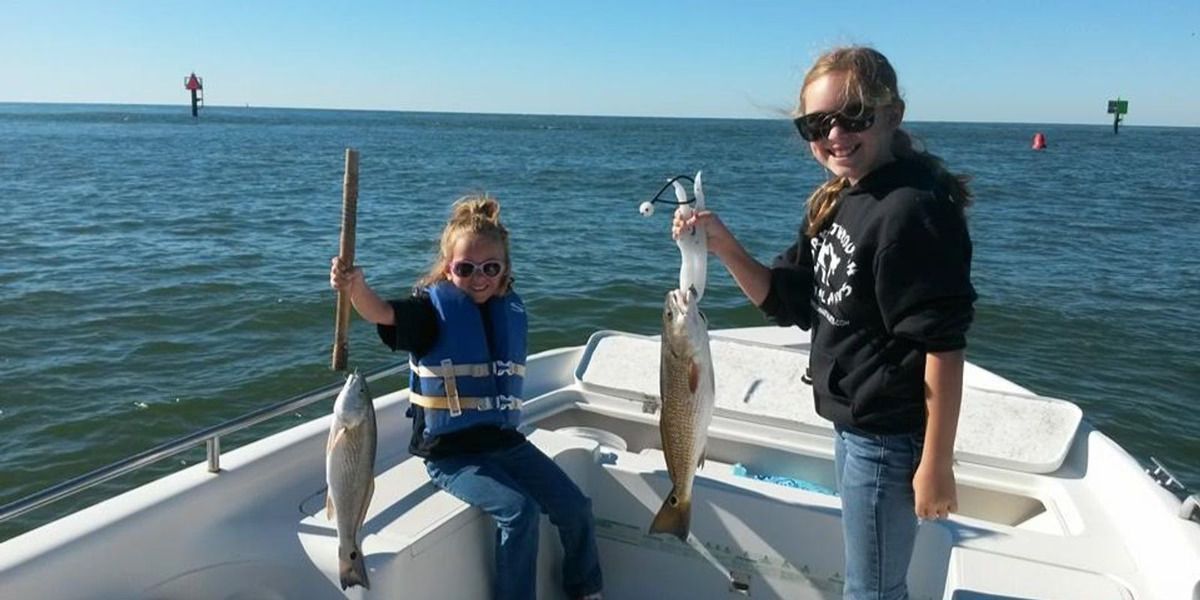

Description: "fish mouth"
666 287 693 314
664 284 705 323
664 287 705 330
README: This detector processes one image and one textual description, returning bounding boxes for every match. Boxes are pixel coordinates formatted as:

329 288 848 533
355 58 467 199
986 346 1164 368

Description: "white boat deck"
0 327 1197 599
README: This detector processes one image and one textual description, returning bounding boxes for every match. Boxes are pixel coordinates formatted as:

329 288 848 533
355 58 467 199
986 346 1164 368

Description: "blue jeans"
425 440 603 600
834 425 924 600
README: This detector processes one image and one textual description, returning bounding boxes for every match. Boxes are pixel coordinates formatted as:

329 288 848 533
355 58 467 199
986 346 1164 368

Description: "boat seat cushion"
575 331 1081 474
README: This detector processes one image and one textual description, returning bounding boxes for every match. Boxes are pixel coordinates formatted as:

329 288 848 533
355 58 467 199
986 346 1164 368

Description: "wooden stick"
332 148 359 371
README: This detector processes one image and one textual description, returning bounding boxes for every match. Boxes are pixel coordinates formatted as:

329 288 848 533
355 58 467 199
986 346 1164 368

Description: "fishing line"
638 174 696 216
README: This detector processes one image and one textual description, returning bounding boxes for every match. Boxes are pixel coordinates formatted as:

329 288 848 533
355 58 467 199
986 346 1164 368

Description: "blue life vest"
409 283 527 437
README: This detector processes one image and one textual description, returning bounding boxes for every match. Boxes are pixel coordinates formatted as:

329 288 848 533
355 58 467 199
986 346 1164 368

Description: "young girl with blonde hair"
331 195 603 600
676 47 975 599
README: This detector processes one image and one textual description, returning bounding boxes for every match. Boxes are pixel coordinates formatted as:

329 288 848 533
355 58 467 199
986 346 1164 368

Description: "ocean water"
1 104 1197 540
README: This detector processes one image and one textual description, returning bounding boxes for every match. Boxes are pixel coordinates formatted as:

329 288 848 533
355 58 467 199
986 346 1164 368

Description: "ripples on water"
0 105 1197 538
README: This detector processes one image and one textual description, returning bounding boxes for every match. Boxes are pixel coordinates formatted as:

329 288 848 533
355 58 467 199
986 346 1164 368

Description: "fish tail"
648 491 691 542
338 544 370 590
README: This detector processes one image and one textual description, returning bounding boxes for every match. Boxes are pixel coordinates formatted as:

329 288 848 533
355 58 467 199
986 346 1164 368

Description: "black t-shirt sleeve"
874 193 975 352
759 235 815 330
376 294 439 356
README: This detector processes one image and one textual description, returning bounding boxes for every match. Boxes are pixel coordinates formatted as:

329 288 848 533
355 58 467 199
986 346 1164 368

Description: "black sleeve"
758 231 815 330
875 194 975 352
376 294 439 356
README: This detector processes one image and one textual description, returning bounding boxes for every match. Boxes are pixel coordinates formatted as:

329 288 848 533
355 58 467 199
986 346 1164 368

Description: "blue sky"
2 1 1197 126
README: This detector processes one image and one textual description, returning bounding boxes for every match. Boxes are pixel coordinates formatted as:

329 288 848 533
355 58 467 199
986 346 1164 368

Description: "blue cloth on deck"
731 463 838 496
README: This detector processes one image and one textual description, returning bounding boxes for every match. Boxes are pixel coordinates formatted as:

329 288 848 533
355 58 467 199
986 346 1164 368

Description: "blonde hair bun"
417 193 513 291
450 194 501 226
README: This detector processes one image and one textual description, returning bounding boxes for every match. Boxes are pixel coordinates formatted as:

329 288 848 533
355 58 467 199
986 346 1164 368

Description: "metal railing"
1147 456 1200 522
0 361 410 525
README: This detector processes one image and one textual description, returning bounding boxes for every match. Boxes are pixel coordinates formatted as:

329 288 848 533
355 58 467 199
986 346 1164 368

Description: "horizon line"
1 100 1194 129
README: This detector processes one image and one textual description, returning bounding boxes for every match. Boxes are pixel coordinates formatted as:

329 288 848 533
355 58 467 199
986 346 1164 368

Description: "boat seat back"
575 331 1082 474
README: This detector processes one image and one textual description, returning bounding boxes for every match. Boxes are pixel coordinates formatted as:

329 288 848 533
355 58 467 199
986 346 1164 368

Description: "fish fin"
688 360 700 394
328 426 346 453
648 491 691 542
697 451 706 470
326 424 341 454
338 544 371 590
324 425 345 521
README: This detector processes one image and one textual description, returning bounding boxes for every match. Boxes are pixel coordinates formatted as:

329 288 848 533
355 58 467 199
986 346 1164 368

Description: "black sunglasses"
793 106 876 141
450 259 505 278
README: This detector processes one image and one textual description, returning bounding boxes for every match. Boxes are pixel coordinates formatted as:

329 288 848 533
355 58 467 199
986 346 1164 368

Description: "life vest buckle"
441 358 463 417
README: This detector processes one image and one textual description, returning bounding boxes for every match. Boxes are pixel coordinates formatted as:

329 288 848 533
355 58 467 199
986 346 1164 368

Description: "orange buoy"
1032 132 1047 150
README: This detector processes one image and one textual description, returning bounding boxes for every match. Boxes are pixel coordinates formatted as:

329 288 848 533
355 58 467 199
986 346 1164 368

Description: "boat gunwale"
0 361 411 526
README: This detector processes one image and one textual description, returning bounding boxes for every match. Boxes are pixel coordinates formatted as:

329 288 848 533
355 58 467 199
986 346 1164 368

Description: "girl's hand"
913 460 957 520
672 208 737 258
329 257 365 294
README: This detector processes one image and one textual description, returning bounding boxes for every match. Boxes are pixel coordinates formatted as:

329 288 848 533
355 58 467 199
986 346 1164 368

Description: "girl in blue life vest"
676 47 975 600
329 195 603 600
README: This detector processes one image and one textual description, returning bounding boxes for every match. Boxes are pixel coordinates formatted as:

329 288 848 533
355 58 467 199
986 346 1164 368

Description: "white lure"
672 171 707 302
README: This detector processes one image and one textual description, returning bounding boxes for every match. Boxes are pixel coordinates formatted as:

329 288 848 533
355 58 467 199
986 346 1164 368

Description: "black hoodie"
760 158 976 434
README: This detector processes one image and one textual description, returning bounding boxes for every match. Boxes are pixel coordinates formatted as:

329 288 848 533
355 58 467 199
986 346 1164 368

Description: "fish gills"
325 371 377 590
650 287 715 542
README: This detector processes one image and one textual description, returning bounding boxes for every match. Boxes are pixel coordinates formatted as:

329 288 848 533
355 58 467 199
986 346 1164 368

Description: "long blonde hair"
417 194 513 291
796 46 972 236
